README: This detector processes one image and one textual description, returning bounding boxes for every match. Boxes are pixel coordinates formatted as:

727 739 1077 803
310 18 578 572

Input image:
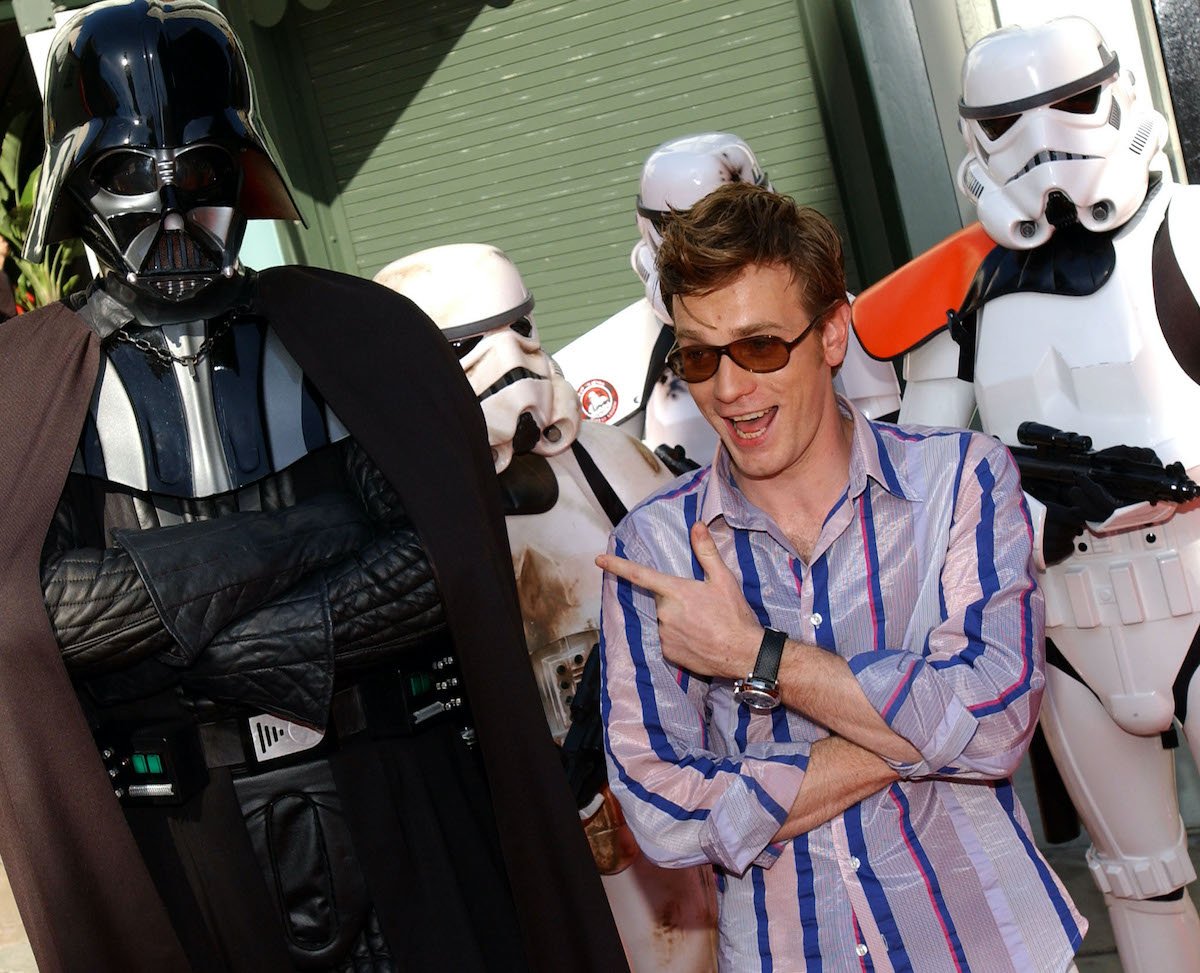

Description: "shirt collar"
699 395 919 529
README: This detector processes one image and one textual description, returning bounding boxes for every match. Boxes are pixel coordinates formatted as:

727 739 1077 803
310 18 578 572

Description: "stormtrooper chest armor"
974 180 1200 471
77 313 349 500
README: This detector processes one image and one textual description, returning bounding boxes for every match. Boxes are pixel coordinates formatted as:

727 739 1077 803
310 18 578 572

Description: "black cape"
0 265 627 973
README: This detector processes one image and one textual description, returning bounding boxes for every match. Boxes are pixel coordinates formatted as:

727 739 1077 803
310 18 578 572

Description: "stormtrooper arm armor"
898 330 977 428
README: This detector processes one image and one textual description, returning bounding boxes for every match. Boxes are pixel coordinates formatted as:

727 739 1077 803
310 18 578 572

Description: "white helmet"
957 16 1167 249
633 132 771 321
374 244 581 473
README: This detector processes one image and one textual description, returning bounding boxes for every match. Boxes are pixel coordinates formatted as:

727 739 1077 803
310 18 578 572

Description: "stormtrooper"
853 17 1200 972
554 132 901 464
0 2 625 971
374 243 720 973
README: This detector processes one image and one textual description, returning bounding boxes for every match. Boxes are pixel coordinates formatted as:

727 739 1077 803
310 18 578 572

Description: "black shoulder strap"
570 440 628 527
1152 197 1200 385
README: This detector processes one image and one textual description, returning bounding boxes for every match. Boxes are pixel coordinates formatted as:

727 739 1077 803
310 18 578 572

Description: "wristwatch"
733 628 787 712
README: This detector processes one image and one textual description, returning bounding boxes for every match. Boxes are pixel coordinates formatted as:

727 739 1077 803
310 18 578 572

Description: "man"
598 182 1086 970
0 2 624 970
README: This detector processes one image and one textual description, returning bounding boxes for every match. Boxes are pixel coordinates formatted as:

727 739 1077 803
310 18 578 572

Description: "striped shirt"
600 401 1086 972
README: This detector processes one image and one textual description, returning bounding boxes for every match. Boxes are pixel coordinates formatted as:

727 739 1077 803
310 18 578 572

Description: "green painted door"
257 0 854 350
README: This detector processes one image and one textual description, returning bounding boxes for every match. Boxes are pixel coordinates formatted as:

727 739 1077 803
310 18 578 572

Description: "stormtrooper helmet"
374 244 581 473
633 133 770 321
957 16 1167 249
26 0 302 306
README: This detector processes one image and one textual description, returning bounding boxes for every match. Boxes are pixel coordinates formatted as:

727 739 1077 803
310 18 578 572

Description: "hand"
596 521 763 680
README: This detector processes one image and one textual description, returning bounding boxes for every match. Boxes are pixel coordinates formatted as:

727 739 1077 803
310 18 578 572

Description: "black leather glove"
1040 474 1123 565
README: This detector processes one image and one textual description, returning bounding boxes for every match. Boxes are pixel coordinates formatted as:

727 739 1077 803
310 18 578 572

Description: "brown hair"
656 182 846 324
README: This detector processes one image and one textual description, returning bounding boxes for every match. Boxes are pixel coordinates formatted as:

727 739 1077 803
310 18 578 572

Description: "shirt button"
856 944 868 958
850 856 861 870
810 612 823 627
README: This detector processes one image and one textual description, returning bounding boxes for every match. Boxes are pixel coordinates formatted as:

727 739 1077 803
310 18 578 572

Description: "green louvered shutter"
284 0 855 350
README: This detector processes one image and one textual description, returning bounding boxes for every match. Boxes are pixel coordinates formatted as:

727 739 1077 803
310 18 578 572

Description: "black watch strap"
752 628 787 684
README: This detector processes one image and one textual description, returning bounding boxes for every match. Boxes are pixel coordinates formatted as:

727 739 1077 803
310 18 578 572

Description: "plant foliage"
0 111 84 313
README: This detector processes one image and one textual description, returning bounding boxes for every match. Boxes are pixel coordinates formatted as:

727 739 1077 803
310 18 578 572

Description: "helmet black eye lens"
451 334 484 359
175 147 235 193
510 318 533 338
1051 85 1102 115
92 152 156 195
977 113 1020 141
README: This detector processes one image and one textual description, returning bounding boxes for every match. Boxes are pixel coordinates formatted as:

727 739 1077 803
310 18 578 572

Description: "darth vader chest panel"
76 314 349 498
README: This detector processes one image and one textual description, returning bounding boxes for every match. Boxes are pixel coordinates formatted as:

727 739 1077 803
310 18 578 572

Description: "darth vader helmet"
25 0 302 304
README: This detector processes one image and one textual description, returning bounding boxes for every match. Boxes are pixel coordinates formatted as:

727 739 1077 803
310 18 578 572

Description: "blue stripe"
869 422 906 496
734 530 770 749
892 787 970 970
793 832 823 972
753 868 773 972
996 780 1083 949
884 658 924 724
684 492 703 581
845 799 912 973
859 490 886 651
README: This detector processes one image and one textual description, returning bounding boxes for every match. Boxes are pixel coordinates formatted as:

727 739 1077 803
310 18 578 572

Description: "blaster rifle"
1010 422 1199 508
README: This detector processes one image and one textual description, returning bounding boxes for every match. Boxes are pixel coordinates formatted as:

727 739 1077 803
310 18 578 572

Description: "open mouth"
480 367 542 399
1007 150 1097 182
725 406 776 441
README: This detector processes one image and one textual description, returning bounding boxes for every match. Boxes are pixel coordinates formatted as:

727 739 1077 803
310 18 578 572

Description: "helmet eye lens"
1051 85 1102 115
977 113 1020 141
92 152 156 195
175 147 236 194
451 334 484 359
510 318 533 338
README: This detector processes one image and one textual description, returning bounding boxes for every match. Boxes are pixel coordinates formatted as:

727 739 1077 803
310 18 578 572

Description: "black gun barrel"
1017 421 1092 452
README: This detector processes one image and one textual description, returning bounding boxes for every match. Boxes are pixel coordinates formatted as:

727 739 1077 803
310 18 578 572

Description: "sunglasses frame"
666 306 832 384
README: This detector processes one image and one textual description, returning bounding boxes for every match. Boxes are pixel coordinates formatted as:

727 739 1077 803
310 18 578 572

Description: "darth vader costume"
0 3 625 971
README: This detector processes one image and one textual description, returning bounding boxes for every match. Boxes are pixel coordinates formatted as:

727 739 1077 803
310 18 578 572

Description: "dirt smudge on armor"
514 545 581 652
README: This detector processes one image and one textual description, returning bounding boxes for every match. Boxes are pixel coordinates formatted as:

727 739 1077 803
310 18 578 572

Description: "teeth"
731 409 769 422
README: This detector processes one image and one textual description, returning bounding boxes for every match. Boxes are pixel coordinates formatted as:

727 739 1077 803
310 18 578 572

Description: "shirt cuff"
700 754 806 874
850 649 978 774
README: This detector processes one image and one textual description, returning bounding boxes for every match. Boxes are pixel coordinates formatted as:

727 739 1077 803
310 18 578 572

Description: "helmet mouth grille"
148 276 215 301
146 230 219 275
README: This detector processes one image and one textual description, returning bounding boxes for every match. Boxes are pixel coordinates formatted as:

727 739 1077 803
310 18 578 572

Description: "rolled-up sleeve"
600 524 808 874
849 440 1045 780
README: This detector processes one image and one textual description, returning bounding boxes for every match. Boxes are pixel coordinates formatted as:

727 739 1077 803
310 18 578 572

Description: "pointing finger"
595 552 675 596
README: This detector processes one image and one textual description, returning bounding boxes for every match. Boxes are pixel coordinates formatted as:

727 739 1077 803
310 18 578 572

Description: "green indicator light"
131 754 147 774
146 753 163 774
409 673 432 696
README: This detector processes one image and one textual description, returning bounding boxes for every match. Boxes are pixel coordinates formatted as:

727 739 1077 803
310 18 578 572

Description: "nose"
712 352 754 403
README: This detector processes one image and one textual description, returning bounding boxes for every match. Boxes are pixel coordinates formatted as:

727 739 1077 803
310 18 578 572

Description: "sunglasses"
666 310 827 384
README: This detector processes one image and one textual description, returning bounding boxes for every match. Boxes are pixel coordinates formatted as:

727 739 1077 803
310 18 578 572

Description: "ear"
820 300 850 369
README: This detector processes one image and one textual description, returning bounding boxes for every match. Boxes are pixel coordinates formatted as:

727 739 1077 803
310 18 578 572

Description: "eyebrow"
675 319 787 343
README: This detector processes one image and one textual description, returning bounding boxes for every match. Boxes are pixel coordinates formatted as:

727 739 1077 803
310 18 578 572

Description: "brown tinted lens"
1051 85 1102 115
978 113 1020 140
727 335 791 373
668 345 720 382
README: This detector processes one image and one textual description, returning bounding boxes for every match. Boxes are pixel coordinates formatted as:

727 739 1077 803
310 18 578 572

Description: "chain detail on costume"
110 312 241 377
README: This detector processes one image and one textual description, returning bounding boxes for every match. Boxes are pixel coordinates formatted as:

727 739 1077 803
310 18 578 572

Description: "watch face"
734 679 781 712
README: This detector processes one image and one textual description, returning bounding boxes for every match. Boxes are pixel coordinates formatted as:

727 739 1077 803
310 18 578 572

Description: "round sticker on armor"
578 379 619 423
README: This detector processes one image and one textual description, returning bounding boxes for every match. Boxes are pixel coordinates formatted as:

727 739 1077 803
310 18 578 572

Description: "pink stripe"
881 659 917 715
889 790 965 973
851 910 870 973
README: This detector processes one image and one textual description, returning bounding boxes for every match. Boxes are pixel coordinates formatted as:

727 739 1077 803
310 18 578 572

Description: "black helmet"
25 0 303 303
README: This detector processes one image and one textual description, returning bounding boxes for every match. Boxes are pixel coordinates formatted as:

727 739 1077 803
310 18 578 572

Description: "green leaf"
0 112 28 195
18 163 40 211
